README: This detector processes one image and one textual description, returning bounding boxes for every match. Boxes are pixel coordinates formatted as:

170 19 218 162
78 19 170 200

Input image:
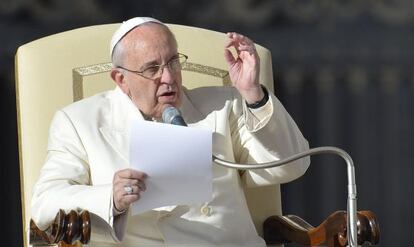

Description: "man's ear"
111 68 129 95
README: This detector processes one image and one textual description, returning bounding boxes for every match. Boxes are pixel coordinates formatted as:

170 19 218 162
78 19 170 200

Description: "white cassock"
31 85 309 247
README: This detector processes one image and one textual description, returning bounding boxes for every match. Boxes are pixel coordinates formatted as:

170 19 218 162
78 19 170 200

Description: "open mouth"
161 92 175 97
158 91 177 102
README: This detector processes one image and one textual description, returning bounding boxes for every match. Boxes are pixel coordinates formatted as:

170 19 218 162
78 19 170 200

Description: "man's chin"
159 96 181 108
160 101 180 111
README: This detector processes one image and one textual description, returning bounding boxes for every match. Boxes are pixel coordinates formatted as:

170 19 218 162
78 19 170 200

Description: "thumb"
224 49 236 66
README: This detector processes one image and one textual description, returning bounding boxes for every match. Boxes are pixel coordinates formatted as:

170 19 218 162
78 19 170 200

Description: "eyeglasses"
117 53 188 80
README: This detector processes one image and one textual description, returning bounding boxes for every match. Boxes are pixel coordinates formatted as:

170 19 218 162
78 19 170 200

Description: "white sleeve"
31 110 127 243
231 88 310 187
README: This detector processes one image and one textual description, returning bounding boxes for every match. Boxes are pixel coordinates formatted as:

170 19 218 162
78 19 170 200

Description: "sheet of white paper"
129 119 212 215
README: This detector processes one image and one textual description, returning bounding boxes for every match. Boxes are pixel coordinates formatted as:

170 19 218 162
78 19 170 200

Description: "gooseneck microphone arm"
213 147 358 247
162 106 357 247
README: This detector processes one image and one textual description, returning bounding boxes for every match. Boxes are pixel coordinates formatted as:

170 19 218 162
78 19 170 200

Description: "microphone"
162 106 187 126
161 105 358 246
213 147 358 247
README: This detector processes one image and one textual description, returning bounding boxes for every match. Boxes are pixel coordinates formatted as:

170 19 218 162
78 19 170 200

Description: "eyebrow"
138 54 179 70
139 60 158 71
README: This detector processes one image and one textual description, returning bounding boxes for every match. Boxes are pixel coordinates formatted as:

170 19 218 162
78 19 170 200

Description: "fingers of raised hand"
224 49 236 65
225 32 249 46
238 43 256 54
225 32 255 52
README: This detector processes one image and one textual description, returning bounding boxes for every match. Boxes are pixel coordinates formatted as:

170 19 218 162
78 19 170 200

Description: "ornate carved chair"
15 23 379 247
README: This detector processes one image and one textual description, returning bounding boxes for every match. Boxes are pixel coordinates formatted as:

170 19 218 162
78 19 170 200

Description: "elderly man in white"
31 17 310 247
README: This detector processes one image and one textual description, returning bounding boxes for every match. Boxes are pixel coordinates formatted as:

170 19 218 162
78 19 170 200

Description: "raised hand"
224 32 264 104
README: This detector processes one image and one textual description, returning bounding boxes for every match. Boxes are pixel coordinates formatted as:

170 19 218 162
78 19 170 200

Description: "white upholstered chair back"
15 23 280 246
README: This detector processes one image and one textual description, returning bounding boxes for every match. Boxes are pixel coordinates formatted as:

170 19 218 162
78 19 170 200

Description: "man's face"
113 24 183 119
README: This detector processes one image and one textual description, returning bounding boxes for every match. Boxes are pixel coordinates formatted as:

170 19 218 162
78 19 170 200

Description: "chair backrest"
15 23 277 246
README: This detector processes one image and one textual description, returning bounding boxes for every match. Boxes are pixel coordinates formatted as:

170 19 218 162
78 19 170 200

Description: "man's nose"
160 66 175 84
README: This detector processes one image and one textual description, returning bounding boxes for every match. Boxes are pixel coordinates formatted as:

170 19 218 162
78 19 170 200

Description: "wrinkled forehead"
111 17 163 55
117 24 178 67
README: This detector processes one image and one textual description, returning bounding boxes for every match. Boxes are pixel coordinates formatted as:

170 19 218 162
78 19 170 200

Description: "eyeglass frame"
115 53 188 80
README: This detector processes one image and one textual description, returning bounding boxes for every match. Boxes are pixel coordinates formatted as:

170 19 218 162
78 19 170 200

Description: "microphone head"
162 106 187 126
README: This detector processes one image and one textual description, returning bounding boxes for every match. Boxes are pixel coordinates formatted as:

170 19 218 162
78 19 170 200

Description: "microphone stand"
212 146 358 247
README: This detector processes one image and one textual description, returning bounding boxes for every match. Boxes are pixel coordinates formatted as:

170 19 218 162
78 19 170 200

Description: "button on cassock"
200 205 212 216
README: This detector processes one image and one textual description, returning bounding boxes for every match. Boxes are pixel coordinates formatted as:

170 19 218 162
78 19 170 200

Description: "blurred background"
1 0 413 246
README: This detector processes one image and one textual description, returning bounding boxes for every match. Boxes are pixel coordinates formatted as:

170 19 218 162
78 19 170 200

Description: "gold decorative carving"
72 62 230 101
73 62 113 76
182 62 231 85
72 63 112 101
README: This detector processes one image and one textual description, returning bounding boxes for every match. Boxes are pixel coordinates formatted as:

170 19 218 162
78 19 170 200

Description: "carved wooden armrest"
30 209 91 247
263 210 380 247
30 209 379 247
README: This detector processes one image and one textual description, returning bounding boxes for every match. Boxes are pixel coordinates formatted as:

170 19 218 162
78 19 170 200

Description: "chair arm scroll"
263 210 380 247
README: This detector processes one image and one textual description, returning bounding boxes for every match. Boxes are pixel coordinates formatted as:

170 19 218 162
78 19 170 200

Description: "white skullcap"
110 17 163 57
